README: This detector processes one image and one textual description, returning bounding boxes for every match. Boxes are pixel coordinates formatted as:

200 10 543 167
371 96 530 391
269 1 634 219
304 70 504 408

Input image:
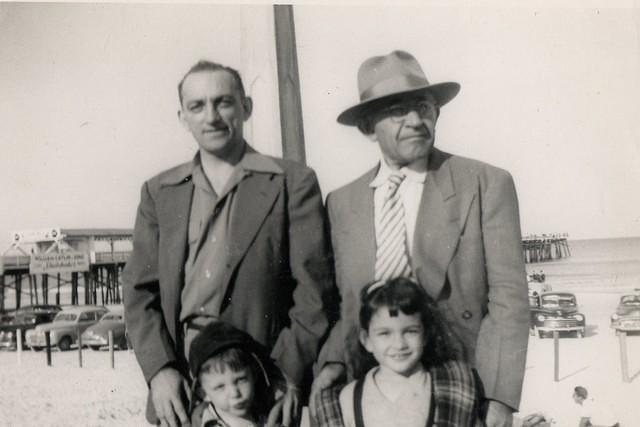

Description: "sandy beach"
0 290 638 426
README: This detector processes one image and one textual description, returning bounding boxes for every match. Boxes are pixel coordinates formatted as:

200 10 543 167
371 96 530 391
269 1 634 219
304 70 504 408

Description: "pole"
618 331 630 382
553 330 559 381
108 330 114 369
274 5 306 164
16 328 22 366
77 328 83 368
45 331 52 367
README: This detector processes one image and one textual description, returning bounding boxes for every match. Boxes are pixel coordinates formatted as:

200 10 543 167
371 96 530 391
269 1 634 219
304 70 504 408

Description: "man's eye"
189 104 203 112
389 106 407 116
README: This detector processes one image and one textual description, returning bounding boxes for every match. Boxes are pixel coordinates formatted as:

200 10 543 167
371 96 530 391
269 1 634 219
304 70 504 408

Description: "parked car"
530 292 586 338
610 294 640 332
25 305 108 351
0 305 61 349
528 288 541 308
81 308 128 350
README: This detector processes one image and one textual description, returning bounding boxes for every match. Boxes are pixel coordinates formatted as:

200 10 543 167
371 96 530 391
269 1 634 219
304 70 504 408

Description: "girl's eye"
213 384 225 391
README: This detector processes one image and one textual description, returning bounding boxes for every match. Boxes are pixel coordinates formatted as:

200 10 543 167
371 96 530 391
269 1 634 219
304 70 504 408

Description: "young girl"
338 277 483 427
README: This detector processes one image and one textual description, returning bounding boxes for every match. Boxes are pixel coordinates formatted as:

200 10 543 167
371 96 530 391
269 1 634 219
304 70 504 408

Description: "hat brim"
337 82 460 126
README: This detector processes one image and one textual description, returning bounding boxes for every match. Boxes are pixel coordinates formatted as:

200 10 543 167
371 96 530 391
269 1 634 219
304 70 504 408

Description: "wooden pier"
522 234 571 264
0 228 132 311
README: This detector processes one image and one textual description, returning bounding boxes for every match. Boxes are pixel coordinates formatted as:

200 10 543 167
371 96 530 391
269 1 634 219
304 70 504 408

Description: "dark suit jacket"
123 148 334 417
318 148 529 410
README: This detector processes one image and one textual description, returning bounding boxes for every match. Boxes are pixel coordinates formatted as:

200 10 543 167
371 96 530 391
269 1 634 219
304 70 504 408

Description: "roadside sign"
30 251 90 273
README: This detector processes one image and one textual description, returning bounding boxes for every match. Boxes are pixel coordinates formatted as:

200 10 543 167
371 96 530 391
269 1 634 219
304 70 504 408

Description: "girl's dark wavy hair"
353 277 458 377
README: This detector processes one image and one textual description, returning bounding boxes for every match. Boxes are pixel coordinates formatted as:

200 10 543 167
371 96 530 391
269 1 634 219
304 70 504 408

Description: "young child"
188 321 284 427
338 277 483 427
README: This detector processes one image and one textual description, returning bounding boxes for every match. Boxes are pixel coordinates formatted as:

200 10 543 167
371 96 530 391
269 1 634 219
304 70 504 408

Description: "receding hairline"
178 62 246 106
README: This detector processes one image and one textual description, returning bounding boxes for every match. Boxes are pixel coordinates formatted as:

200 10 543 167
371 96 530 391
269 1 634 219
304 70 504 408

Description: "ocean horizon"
526 236 640 292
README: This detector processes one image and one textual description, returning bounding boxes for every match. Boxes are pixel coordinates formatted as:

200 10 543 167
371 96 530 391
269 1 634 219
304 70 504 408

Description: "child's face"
360 309 425 376
199 365 255 418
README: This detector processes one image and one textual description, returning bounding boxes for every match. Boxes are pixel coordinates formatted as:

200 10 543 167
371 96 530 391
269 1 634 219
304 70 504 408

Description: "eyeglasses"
379 100 438 122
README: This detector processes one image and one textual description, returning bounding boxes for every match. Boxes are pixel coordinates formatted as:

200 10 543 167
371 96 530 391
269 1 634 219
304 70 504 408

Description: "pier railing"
522 235 571 263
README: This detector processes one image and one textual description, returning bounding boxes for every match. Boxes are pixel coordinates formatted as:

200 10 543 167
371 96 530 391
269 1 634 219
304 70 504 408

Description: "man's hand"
308 363 345 420
484 400 514 427
266 385 300 427
149 367 190 427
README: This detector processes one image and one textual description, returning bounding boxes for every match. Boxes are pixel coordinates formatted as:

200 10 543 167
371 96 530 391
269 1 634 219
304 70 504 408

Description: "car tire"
117 336 128 350
529 327 535 337
58 336 72 351
31 346 43 352
537 328 545 338
89 345 101 351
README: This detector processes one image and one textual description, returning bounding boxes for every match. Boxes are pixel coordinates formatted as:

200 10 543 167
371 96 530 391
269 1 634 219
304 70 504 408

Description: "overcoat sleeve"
123 181 178 382
474 168 529 410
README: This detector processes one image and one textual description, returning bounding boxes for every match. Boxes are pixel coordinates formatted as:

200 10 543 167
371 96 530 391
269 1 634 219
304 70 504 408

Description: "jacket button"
462 310 473 320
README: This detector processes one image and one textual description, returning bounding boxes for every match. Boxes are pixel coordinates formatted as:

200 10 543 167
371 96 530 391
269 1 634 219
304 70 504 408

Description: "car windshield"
541 295 575 307
54 313 77 322
621 295 640 305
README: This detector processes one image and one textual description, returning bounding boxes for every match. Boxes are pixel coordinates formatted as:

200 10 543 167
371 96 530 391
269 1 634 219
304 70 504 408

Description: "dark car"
610 294 640 332
530 292 586 338
0 305 62 349
81 309 128 350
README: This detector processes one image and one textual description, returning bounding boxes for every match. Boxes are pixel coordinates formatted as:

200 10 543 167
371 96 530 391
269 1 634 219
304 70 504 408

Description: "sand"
0 290 638 426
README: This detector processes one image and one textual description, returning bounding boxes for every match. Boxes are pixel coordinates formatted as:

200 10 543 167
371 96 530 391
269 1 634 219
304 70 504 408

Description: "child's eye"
213 384 225 391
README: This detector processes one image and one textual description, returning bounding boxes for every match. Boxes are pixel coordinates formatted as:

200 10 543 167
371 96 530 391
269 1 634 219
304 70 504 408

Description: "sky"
1 1 639 252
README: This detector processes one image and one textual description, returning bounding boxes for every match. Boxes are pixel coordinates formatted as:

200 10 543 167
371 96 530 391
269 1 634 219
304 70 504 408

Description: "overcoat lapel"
158 179 193 338
413 149 464 300
221 172 281 305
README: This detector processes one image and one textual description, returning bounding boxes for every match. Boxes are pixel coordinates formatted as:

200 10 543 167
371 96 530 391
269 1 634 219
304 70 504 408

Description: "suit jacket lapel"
348 169 377 287
413 149 463 300
221 172 281 305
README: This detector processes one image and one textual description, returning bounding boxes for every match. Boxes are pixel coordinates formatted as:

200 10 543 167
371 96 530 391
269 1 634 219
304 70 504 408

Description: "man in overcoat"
124 60 334 427
312 51 529 427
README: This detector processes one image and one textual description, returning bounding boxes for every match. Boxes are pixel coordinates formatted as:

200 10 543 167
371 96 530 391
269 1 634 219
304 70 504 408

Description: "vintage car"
81 308 128 350
530 292 586 338
0 305 62 349
25 305 108 351
610 294 640 332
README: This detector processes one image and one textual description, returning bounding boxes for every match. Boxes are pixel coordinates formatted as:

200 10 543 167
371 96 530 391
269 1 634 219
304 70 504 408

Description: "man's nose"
403 109 423 127
204 102 219 123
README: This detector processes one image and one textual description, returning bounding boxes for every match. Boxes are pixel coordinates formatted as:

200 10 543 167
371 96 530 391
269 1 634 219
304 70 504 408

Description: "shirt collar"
159 142 282 187
369 155 428 188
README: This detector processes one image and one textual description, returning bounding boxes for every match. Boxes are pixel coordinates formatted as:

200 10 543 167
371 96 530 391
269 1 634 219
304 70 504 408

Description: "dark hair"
177 60 246 106
574 386 588 399
355 277 457 376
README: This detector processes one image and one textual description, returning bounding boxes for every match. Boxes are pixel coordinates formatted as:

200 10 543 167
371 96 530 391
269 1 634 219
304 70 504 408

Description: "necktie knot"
386 172 405 198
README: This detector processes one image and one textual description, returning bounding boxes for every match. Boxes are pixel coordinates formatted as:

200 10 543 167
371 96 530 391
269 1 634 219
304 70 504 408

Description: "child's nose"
392 333 408 349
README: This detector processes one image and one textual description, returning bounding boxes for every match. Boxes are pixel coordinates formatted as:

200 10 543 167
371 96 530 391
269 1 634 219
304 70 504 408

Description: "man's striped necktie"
374 171 413 282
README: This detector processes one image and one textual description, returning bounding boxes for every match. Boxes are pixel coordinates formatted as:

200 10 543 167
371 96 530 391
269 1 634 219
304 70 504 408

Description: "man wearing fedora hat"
312 51 529 426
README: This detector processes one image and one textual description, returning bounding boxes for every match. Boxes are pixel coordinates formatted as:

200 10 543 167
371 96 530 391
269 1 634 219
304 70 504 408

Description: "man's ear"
177 109 189 131
242 96 253 121
359 329 372 353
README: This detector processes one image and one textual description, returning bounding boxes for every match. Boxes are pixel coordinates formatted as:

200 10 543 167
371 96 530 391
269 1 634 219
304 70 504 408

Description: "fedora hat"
337 50 460 126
